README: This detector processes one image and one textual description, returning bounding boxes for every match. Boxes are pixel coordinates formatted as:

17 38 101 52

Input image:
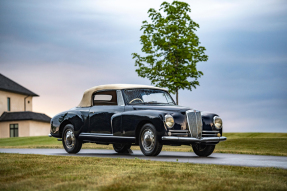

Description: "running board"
78 133 135 143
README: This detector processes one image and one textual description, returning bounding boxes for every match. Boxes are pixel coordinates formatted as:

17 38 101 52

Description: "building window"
7 97 11 111
10 124 18 137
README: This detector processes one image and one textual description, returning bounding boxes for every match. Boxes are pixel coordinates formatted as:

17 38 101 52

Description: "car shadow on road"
52 151 217 159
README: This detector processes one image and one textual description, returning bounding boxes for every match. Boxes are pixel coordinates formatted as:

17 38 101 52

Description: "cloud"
0 0 286 132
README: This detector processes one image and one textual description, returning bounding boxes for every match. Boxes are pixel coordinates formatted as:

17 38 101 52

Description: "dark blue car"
49 84 226 157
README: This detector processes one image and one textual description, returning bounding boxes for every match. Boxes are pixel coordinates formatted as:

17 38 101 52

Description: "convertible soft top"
78 84 167 107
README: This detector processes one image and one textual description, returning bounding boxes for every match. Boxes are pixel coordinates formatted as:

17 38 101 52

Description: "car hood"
132 105 192 113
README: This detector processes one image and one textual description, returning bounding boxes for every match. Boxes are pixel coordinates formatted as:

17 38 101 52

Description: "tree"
132 1 208 105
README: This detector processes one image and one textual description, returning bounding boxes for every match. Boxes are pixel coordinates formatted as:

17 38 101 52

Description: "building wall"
29 121 50 136
0 121 10 138
0 90 33 114
0 120 50 138
0 120 29 138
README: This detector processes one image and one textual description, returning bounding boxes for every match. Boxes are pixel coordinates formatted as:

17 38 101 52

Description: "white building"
0 73 51 138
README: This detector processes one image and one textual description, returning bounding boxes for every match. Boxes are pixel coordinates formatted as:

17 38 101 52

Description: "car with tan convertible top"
49 84 226 156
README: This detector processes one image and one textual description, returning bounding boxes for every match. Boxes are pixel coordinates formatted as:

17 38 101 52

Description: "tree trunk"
176 89 178 105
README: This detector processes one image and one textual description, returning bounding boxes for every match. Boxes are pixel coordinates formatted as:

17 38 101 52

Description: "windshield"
123 89 175 105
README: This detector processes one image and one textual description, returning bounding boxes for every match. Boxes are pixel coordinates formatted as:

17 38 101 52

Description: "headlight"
213 116 223 129
165 114 174 128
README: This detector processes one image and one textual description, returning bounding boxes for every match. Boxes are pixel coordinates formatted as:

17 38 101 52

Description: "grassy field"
0 133 287 156
0 153 286 191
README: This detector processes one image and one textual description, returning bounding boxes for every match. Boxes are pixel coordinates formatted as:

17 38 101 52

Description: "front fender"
201 112 222 135
121 110 168 142
50 110 86 138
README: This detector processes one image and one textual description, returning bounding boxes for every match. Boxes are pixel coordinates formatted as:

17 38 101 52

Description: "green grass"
223 133 287 138
0 153 286 191
1 133 287 156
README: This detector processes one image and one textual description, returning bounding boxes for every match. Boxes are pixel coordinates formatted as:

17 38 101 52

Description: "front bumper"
162 136 227 143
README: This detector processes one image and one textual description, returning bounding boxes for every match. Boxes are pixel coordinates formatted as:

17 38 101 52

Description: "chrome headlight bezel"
213 116 223 129
164 114 174 128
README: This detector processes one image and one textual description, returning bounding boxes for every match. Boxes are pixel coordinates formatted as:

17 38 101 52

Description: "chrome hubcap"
64 130 75 149
141 129 155 151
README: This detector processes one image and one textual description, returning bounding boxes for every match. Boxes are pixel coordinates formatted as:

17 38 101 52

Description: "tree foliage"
132 1 208 104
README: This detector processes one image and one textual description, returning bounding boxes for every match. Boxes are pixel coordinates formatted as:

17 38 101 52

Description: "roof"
0 73 38 96
0 111 51 123
78 84 167 107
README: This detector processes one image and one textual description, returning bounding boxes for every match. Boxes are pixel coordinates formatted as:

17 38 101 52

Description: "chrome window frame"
116 90 125 106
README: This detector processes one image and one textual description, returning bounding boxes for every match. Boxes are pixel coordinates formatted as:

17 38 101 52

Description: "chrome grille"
169 130 189 137
202 130 219 137
186 110 202 139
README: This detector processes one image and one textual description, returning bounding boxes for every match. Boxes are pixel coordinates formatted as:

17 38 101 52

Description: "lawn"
0 133 287 156
0 153 286 191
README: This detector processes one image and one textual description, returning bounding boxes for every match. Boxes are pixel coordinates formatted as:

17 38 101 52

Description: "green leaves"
132 1 208 103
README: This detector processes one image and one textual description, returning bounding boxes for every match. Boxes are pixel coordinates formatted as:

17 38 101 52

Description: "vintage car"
49 84 226 157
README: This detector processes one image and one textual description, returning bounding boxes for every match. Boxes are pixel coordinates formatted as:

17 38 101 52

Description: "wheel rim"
64 129 75 149
141 129 155 152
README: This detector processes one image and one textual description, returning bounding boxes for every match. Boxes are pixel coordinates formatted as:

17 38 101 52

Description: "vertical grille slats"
186 110 202 139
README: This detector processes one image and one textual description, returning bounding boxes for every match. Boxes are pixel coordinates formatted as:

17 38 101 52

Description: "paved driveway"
1 148 287 169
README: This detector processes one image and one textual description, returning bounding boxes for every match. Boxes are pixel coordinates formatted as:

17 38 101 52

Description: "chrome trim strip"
111 119 113 134
117 90 125 106
202 131 219 133
162 136 227 142
79 133 135 139
80 133 113 136
110 136 135 139
170 133 188 135
169 130 189 133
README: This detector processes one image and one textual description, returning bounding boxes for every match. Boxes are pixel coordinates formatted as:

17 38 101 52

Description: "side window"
93 90 117 106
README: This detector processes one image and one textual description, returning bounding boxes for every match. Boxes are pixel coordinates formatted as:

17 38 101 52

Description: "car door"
89 90 124 134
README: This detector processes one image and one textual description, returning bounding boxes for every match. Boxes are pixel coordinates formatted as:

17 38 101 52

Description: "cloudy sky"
0 0 286 132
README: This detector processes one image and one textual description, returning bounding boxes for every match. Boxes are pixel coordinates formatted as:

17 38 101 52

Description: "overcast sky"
0 0 286 132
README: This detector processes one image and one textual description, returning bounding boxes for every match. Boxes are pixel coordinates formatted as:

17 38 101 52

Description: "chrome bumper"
162 136 227 143
48 133 52 137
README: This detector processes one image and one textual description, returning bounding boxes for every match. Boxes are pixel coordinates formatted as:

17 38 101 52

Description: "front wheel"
113 143 131 153
192 144 215 157
62 124 82 154
139 123 162 156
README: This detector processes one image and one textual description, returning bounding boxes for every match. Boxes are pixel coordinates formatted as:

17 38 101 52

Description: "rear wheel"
139 123 162 156
62 124 82 154
113 143 131 153
192 144 215 157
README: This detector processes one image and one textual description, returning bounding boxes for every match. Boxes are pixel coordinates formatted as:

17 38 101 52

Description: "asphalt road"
1 148 287 169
